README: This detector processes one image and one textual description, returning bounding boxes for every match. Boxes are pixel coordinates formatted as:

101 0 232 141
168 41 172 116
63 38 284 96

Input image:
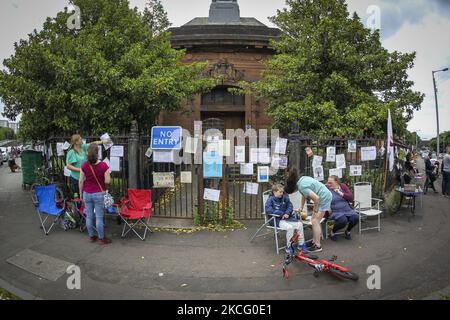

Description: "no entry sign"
151 126 182 150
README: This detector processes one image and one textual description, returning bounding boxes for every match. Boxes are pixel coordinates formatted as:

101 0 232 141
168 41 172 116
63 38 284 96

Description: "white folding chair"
354 182 383 234
249 190 286 254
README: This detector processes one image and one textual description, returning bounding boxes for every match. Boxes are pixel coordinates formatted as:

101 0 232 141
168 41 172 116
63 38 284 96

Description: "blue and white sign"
151 126 182 150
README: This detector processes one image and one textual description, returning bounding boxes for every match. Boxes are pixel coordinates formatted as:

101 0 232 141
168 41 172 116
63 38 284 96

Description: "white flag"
387 109 395 172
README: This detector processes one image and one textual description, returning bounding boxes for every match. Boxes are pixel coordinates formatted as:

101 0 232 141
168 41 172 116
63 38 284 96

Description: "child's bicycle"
282 233 359 281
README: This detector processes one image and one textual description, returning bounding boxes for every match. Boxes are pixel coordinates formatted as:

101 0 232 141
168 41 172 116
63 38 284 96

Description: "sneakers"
89 236 98 242
298 243 310 253
97 237 112 245
345 231 352 240
308 244 323 253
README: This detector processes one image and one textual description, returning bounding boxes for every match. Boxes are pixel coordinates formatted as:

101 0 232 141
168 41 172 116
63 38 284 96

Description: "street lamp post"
432 67 449 156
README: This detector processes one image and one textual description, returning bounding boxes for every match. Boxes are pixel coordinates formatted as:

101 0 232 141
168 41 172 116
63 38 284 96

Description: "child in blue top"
265 184 307 253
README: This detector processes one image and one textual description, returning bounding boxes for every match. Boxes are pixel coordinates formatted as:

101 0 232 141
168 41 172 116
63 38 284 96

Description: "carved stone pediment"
205 59 245 83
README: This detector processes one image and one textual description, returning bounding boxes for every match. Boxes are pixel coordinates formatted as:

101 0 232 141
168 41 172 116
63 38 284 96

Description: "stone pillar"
128 120 139 189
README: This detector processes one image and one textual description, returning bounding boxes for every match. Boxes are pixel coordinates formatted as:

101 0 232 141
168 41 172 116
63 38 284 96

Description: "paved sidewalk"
1 158 450 300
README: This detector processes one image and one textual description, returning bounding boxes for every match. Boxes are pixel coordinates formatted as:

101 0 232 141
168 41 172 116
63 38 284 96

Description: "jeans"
443 171 450 195
83 192 105 239
279 220 305 246
332 213 359 233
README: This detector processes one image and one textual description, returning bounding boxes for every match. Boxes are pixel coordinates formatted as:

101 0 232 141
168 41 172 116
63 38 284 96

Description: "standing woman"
285 168 332 253
79 144 112 244
66 134 104 196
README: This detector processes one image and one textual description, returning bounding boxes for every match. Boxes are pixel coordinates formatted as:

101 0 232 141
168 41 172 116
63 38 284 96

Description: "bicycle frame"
283 233 355 279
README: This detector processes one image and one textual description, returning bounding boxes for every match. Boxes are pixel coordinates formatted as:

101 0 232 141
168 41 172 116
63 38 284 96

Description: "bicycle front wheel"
329 268 359 281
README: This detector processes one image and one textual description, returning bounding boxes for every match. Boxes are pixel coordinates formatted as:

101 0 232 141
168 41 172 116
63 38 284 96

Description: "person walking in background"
442 147 450 197
424 152 438 194
79 144 112 245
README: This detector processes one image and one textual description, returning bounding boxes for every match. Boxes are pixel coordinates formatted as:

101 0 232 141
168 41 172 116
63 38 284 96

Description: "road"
0 157 449 300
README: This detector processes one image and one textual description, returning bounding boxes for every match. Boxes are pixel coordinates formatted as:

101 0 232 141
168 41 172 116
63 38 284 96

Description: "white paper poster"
336 154 346 169
145 147 153 158
218 140 231 157
240 163 254 175
204 188 220 202
98 146 103 160
244 182 259 195
180 171 192 184
361 146 377 161
185 137 199 154
153 172 175 188
56 143 65 156
62 141 71 150
103 158 110 168
349 165 362 176
348 140 357 153
326 147 336 162
313 166 324 181
258 148 271 164
312 155 323 168
194 121 202 137
47 146 53 158
64 166 71 177
235 146 245 163
110 156 121 172
257 166 270 183
249 148 259 164
329 168 343 179
110 145 124 157
153 150 175 163
274 138 288 155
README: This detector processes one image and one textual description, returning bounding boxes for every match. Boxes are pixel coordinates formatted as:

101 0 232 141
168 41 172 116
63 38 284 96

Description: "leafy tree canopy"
245 0 424 137
0 0 215 140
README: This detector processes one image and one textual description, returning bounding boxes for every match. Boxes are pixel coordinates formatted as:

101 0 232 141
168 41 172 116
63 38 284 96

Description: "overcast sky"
1 0 449 140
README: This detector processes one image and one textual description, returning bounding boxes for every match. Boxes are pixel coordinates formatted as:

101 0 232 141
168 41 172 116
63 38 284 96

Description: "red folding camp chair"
119 189 152 241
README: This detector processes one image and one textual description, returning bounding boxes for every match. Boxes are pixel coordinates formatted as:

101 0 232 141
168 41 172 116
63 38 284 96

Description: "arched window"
201 86 245 106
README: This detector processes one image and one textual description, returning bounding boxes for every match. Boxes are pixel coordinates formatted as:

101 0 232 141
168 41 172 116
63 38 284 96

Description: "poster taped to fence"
153 172 175 188
180 171 192 184
312 155 323 168
64 166 71 177
110 145 124 157
329 168 343 179
271 155 288 170
98 146 103 160
62 141 71 151
326 147 336 162
313 166 324 181
249 148 259 163
235 146 245 163
218 140 231 157
185 137 199 154
204 188 220 202
257 166 270 183
153 150 175 163
361 146 377 161
274 138 288 155
348 140 357 153
244 182 259 195
56 143 65 156
109 156 121 172
240 163 254 175
349 165 362 176
336 154 347 169
203 151 222 178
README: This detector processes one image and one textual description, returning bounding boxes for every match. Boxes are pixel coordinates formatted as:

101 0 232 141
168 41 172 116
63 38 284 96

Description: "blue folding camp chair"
32 185 66 235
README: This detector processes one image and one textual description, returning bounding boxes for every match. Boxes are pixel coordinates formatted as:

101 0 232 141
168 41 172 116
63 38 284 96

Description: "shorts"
319 200 331 213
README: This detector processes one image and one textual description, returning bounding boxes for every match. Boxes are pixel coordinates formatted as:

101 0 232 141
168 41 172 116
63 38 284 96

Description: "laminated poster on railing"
329 168 343 179
274 138 288 155
56 143 65 156
204 188 220 202
110 145 124 158
326 146 336 162
348 140 357 153
181 171 192 184
336 154 347 169
313 166 324 181
361 146 377 161
349 165 363 177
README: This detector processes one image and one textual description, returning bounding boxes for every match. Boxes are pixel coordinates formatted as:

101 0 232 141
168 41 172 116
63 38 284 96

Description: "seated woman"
326 175 359 241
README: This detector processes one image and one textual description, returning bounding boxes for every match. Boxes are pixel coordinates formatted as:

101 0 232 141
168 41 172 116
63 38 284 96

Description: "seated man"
265 184 308 252
326 176 359 241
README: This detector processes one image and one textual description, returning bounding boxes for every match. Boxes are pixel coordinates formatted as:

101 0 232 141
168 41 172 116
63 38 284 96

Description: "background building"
159 0 280 132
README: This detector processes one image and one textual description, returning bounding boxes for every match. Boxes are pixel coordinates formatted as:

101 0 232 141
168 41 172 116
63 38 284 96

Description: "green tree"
0 127 15 140
246 0 424 137
429 131 450 154
0 0 214 140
